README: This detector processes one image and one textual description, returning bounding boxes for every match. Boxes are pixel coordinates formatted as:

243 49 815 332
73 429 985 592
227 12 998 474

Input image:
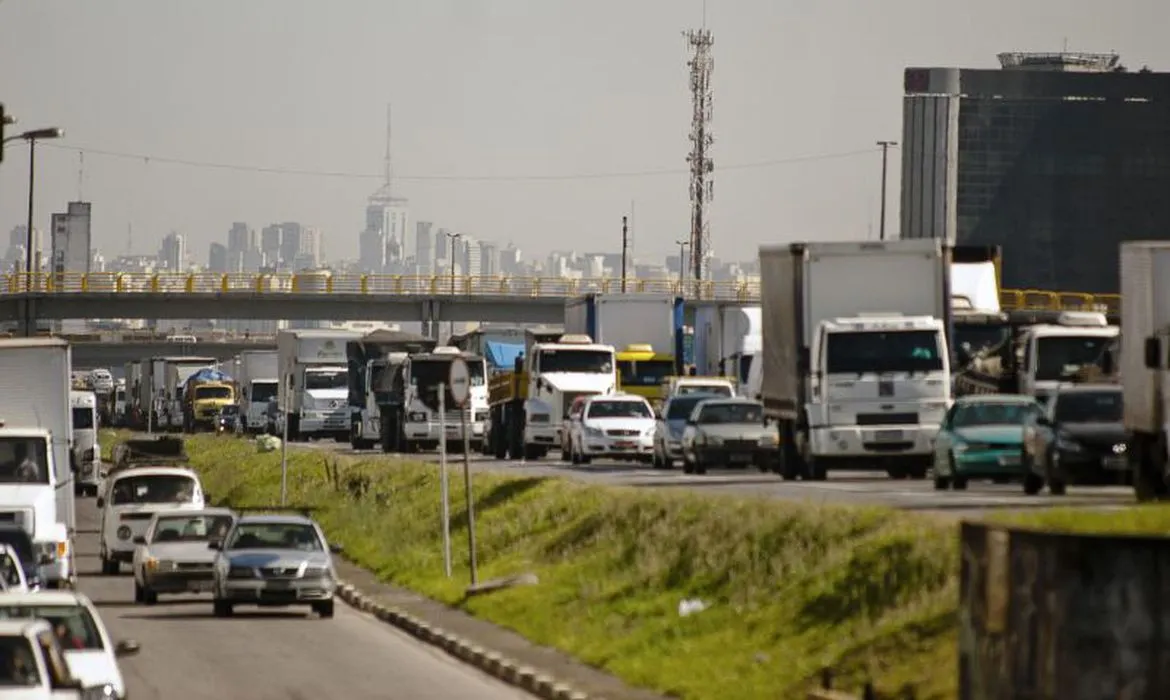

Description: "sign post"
448 358 478 586
438 383 452 578
280 374 290 507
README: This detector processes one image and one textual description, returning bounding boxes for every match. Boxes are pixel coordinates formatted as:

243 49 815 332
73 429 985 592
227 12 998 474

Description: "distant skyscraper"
279 222 303 266
478 241 499 277
460 235 481 277
260 224 282 266
208 242 228 273
159 231 185 271
415 221 434 273
227 222 251 254
293 226 322 269
434 228 451 261
50 202 92 277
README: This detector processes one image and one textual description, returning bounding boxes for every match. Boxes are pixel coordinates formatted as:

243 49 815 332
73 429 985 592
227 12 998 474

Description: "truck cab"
521 335 617 458
68 393 100 497
0 425 73 589
1015 311 1119 403
615 344 676 404
401 347 488 452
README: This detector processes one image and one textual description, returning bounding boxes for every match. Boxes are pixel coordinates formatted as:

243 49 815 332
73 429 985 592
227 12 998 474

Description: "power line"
27 140 879 183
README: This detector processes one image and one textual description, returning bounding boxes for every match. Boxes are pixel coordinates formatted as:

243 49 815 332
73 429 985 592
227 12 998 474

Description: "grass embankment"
163 434 958 700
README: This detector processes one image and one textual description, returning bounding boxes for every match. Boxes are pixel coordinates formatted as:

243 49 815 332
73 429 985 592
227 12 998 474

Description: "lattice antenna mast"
684 27 714 282
383 102 393 194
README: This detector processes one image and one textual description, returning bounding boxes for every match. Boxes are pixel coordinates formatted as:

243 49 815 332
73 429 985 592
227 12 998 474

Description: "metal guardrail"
0 272 1123 311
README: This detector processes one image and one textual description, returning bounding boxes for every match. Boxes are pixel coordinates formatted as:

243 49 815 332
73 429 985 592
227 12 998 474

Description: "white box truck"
759 239 953 481
564 294 682 400
277 330 362 441
1121 242 1170 501
693 304 761 383
236 350 278 434
0 338 76 587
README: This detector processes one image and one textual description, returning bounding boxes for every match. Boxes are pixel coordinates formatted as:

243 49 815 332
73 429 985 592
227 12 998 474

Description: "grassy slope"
169 434 958 700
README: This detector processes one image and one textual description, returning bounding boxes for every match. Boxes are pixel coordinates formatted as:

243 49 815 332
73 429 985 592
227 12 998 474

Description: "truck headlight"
759 434 778 446
409 412 427 422
529 414 550 424
117 526 132 541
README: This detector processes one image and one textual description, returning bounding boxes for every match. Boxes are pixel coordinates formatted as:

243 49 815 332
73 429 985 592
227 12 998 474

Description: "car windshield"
587 401 652 419
0 552 22 589
0 636 40 686
0 438 50 485
666 396 712 420
539 349 612 374
1054 391 1123 423
71 407 95 430
825 330 944 374
0 605 103 651
226 522 323 552
675 383 733 397
304 370 347 390
951 401 1039 427
697 402 763 425
152 514 235 543
111 474 198 505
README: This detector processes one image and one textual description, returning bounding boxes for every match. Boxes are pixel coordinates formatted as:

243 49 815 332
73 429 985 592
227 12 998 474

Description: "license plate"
873 430 904 442
998 454 1021 466
1104 456 1127 470
190 581 214 593
266 580 291 591
614 441 634 449
730 453 752 464
446 425 459 432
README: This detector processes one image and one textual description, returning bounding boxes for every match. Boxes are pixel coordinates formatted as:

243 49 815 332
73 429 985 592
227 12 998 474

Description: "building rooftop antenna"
370 103 405 206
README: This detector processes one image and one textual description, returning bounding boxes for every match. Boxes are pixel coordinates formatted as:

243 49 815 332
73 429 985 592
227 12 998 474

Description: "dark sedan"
1022 383 1125 495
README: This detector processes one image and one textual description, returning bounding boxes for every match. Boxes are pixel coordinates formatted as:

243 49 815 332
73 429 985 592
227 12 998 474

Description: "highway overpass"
0 271 1121 323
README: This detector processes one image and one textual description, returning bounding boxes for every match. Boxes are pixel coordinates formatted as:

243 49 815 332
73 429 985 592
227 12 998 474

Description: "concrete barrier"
959 521 1170 699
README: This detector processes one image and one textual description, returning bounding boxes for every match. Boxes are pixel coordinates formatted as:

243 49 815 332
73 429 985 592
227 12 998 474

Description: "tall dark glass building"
900 52 1170 294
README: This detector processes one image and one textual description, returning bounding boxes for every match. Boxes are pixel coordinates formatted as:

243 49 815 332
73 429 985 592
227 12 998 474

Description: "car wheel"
213 599 233 617
142 585 158 606
314 600 335 619
933 475 950 490
133 582 144 603
101 556 119 577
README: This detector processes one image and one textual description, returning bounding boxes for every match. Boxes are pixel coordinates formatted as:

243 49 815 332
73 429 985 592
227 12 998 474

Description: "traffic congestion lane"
72 498 535 700
302 441 1136 515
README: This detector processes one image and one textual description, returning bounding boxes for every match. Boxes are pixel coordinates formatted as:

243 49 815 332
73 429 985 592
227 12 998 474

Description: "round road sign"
448 358 471 408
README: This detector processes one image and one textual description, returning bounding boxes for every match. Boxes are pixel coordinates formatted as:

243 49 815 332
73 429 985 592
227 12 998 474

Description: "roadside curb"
335 580 596 700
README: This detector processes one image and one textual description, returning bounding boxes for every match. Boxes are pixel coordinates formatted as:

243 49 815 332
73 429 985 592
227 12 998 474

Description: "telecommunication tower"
684 27 714 282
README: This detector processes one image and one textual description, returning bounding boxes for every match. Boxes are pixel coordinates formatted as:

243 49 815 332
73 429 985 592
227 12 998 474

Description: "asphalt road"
73 498 534 700
300 440 1137 517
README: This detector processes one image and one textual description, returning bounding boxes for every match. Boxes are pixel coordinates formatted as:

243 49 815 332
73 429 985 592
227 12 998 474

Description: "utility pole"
445 231 461 342
684 26 714 282
675 239 689 292
876 140 897 241
620 216 629 293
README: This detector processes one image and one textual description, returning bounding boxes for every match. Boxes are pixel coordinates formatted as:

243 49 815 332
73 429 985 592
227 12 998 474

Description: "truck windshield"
1054 390 1123 423
194 386 232 399
539 349 612 374
71 408 95 430
825 330 944 374
304 370 347 390
618 359 675 387
250 381 277 403
0 439 49 485
1035 336 1113 381
111 475 198 505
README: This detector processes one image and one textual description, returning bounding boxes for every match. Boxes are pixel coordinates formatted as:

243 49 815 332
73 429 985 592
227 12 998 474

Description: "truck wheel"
804 457 827 481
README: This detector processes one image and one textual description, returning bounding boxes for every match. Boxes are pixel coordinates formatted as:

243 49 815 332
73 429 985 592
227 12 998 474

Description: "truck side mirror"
95 497 105 509
1145 337 1162 370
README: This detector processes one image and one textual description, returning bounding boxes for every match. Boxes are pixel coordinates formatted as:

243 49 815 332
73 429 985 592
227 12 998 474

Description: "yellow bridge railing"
0 272 1122 313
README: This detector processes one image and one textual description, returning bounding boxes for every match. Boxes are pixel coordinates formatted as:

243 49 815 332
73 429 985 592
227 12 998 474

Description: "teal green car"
932 394 1045 491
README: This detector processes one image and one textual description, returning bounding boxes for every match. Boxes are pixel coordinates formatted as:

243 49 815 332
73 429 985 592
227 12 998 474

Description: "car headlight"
117 526 132 541
1056 435 1083 452
706 435 723 446
228 566 256 579
303 565 329 578
408 411 427 422
585 426 604 438
759 433 778 446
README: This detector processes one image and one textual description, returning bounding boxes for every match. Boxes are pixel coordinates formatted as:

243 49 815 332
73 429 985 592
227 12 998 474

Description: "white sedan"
132 508 237 604
0 591 140 698
568 394 656 464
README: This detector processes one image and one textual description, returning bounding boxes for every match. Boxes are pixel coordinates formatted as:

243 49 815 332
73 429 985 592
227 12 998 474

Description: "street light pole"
445 232 461 342
876 140 897 242
2 126 65 337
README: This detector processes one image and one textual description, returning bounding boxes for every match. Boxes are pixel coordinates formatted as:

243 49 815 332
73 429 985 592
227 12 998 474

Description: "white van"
96 467 205 575
69 392 100 497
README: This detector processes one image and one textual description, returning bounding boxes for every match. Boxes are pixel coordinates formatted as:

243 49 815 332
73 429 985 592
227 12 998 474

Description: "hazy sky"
0 0 1166 267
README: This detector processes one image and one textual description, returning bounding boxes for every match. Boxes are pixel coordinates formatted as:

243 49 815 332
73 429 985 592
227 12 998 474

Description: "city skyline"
3 1 1165 268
